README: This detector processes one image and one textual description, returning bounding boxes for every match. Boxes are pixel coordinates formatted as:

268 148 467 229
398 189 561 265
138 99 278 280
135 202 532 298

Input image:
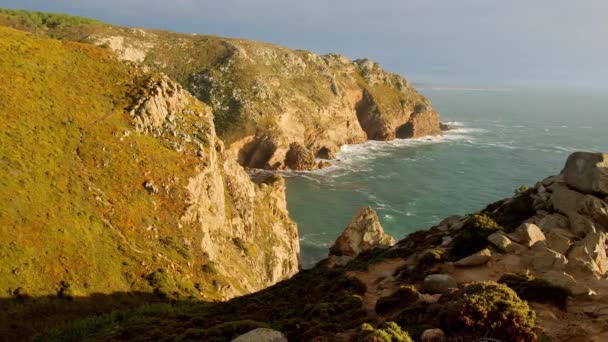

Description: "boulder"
329 207 395 257
544 229 574 255
421 328 446 342
580 195 608 229
454 248 492 267
284 142 317 170
509 223 546 247
562 152 608 196
541 270 595 296
232 328 287 342
422 274 457 294
488 232 526 253
535 213 570 233
550 184 585 215
567 231 608 277
526 245 567 272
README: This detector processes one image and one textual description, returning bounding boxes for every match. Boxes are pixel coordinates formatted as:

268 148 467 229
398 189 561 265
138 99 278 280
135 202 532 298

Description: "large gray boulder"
422 274 458 294
454 248 492 267
329 207 395 257
562 152 608 196
232 328 287 342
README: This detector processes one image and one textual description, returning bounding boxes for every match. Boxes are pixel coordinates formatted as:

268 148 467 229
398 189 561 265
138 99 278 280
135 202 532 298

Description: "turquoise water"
285 88 608 268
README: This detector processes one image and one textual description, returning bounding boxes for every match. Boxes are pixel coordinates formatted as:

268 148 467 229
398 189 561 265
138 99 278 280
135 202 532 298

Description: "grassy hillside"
0 21 297 302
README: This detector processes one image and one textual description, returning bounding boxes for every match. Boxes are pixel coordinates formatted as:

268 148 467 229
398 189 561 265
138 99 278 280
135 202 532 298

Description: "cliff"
0 26 299 303
0 9 442 171
20 152 606 342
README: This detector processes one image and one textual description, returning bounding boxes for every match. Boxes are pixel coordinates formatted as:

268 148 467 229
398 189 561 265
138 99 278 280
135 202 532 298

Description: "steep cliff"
0 26 299 302
31 152 608 342
0 9 442 170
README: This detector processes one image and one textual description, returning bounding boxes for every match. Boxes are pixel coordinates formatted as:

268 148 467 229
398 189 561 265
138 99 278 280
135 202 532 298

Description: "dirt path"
346 258 409 315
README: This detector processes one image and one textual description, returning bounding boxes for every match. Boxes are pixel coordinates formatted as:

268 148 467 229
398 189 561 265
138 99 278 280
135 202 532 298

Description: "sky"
2 0 607 89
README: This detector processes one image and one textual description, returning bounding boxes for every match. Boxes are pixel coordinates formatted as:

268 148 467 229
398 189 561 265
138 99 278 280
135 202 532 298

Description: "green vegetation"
41 266 368 341
375 286 419 315
499 273 572 309
440 282 540 341
357 322 413 342
0 8 103 36
450 214 502 259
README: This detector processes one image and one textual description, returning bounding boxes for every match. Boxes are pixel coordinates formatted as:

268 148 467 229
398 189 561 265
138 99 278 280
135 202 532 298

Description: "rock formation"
14 21 444 171
329 207 396 258
0 27 299 302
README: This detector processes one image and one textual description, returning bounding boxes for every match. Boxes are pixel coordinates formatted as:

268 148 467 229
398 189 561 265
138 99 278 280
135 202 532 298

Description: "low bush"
450 214 502 259
499 273 572 310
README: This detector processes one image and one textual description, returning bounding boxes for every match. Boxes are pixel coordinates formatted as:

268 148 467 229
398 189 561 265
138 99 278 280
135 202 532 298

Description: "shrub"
439 282 539 342
357 322 413 342
499 273 572 310
449 214 502 259
375 286 420 315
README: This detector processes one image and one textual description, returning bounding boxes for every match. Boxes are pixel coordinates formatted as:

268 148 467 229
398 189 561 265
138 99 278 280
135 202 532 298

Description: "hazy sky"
2 0 607 88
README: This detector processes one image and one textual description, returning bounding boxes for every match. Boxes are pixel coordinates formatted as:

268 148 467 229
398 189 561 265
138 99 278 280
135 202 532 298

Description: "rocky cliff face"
0 27 298 301
25 22 443 170
37 152 607 342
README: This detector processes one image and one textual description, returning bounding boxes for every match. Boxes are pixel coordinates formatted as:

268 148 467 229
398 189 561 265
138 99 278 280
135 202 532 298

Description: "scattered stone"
329 207 395 257
562 152 608 196
422 274 457 294
143 180 159 194
454 248 492 267
488 232 526 253
421 328 446 342
509 223 546 247
231 328 287 342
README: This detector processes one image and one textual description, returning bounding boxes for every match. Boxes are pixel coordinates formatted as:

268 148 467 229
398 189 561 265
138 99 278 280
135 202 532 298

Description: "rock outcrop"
329 208 396 258
0 27 299 302
38 25 444 170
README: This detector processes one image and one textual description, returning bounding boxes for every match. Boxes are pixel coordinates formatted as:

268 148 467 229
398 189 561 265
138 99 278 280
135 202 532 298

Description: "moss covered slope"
0 8 443 170
0 26 298 303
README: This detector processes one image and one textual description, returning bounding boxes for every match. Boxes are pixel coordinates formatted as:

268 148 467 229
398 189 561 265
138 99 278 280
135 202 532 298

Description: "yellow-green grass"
0 26 216 300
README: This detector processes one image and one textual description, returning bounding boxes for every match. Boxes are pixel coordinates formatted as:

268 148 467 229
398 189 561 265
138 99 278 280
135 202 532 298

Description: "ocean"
283 87 608 268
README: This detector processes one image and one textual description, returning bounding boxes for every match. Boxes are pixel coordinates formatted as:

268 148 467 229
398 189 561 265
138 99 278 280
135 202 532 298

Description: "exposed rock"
231 328 287 342
550 184 585 215
488 232 526 253
316 145 338 160
526 245 567 272
327 255 354 268
541 270 595 296
421 328 446 342
535 213 570 233
454 248 492 267
544 229 574 255
396 110 442 139
439 122 452 131
509 223 546 247
562 152 608 195
567 231 608 277
329 208 395 257
422 274 458 294
284 142 317 170
317 160 332 169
